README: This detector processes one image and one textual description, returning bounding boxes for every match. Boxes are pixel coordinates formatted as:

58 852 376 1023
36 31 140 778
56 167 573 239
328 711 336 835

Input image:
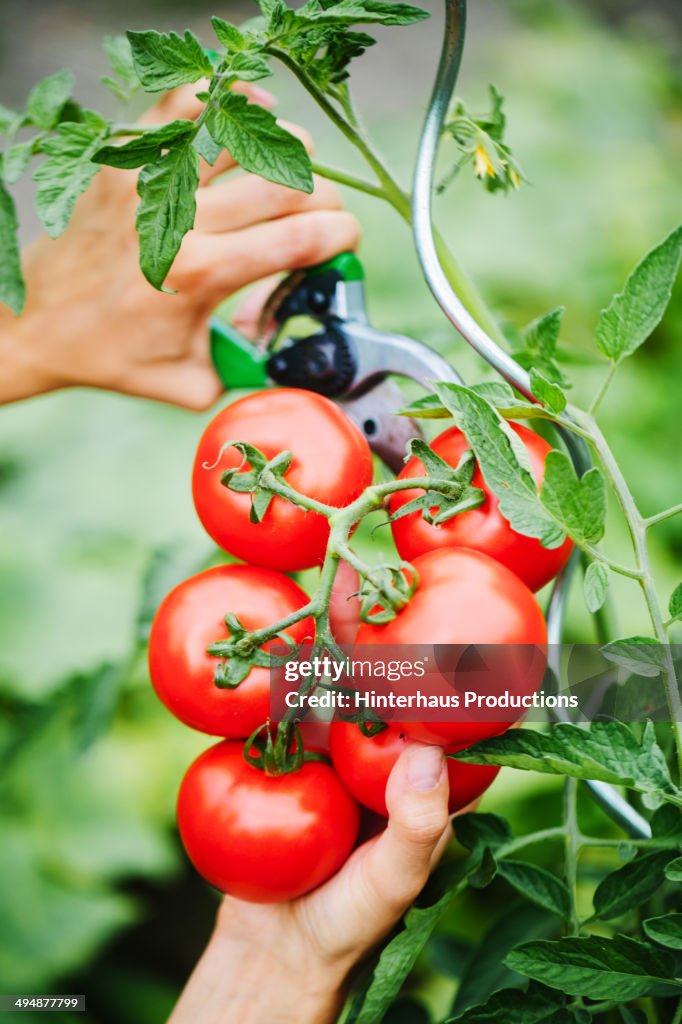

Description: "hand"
0 84 359 408
169 743 450 1024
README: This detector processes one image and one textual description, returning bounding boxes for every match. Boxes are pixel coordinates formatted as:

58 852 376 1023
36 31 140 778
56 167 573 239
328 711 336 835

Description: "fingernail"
407 744 445 791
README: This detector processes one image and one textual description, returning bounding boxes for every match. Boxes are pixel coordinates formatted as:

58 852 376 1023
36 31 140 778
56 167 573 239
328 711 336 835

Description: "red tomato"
355 548 547 748
148 565 314 737
389 422 573 592
329 721 499 816
177 739 360 901
192 389 373 571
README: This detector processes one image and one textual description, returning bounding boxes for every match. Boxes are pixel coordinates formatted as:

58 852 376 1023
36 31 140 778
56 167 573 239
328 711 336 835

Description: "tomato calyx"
244 721 330 776
388 442 485 527
357 561 419 624
208 613 301 689
217 441 296 524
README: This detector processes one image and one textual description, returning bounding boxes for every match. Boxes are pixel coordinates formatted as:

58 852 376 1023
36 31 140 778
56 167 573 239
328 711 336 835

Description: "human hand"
0 84 359 408
169 743 450 1024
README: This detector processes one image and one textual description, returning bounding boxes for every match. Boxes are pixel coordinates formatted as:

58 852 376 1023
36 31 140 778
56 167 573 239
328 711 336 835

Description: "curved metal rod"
411 0 649 838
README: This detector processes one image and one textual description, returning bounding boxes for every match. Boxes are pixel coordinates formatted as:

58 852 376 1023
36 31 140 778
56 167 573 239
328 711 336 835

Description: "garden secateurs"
209 251 462 473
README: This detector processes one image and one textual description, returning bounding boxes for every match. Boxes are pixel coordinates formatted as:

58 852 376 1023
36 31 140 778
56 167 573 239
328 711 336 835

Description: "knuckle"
402 804 450 848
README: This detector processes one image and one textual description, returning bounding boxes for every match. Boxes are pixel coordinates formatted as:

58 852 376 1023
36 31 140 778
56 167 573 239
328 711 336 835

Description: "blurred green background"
0 0 680 1020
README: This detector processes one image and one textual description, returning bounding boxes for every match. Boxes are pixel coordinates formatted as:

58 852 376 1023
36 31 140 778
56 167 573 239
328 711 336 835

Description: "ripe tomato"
329 721 499 816
177 739 360 901
389 422 573 592
192 389 373 571
355 548 547 748
148 565 313 737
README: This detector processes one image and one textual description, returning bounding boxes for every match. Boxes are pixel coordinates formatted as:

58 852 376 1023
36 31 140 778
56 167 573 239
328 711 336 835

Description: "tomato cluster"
148 388 562 903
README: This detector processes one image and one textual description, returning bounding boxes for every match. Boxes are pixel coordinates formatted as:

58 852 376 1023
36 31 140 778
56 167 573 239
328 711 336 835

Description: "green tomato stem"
563 777 581 936
645 502 682 528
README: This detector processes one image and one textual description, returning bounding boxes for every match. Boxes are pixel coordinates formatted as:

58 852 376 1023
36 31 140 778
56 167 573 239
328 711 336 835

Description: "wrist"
0 303 59 405
169 902 347 1024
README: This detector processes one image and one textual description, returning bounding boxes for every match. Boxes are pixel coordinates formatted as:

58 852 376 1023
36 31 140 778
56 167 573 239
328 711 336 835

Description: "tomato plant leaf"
601 637 665 678
346 857 473 1024
0 103 18 132
669 583 682 622
34 114 109 237
512 306 567 384
194 123 223 166
95 120 196 169
496 861 570 919
592 850 675 921
0 179 25 314
452 812 512 854
529 368 566 414
596 224 682 364
127 29 213 91
584 561 610 613
228 52 273 82
297 0 429 28
25 69 74 130
642 913 682 950
433 383 566 548
504 935 679 1000
541 450 606 546
451 903 559 1015
205 91 313 192
468 847 498 889
664 857 682 882
211 17 249 52
445 982 567 1024
3 140 39 185
102 35 140 101
453 722 679 804
136 140 199 289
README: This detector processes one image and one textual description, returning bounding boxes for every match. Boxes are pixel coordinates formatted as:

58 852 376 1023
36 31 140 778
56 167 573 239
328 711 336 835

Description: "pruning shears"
209 252 462 472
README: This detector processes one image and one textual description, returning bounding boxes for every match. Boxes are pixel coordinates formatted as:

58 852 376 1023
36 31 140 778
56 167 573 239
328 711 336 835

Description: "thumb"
360 744 450 917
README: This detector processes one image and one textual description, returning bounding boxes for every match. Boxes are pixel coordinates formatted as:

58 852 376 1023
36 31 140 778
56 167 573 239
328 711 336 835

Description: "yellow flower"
473 142 496 179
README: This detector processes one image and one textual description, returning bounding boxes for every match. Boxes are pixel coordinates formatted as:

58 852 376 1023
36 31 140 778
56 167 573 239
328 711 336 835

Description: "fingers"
121 360 222 411
184 210 360 308
329 562 361 645
360 745 450 916
232 276 281 341
195 174 342 234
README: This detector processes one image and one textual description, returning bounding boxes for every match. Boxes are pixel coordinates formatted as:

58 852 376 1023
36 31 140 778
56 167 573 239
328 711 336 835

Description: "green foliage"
34 114 108 237
452 722 680 806
135 141 199 289
126 30 214 91
583 561 610 613
0 179 24 313
596 225 682 365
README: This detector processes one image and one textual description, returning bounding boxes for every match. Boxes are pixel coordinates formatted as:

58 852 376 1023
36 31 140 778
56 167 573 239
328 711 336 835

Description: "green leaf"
433 383 566 548
505 935 679 1001
0 180 25 313
593 850 675 920
452 812 512 854
127 29 213 92
94 120 195 169
300 0 428 27
669 583 682 622
596 225 682 363
512 306 566 384
468 846 498 889
205 91 313 192
194 123 223 165
496 861 570 919
529 368 566 414
446 983 565 1024
583 561 610 613
643 913 682 950
136 141 199 289
453 722 679 803
346 858 473 1024
26 69 74 130
398 392 452 419
229 52 274 82
452 903 559 1016
541 450 606 546
601 637 665 678
104 35 137 80
34 115 108 237
664 857 682 882
211 17 248 51
651 804 682 842
3 140 38 185
0 103 18 132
